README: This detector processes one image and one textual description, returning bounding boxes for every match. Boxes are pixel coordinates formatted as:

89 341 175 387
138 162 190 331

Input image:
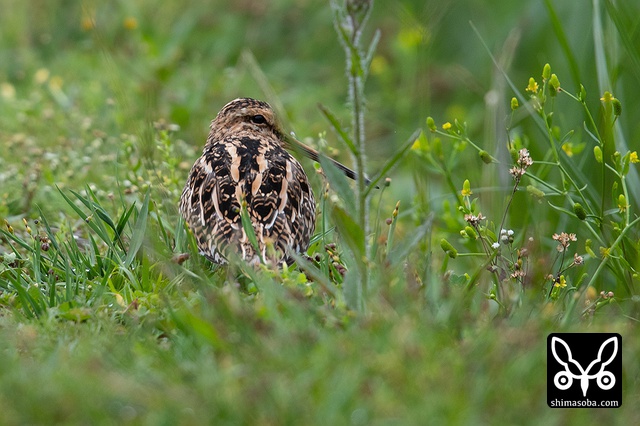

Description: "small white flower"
492 242 500 249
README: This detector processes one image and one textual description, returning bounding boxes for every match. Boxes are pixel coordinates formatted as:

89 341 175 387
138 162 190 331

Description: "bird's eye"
251 114 267 124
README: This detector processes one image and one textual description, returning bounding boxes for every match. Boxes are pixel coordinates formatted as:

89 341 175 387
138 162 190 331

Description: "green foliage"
1 0 640 424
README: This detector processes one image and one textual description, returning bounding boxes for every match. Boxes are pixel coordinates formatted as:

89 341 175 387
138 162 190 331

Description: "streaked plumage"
180 98 316 265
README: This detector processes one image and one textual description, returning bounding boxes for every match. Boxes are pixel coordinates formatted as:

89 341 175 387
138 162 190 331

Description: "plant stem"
331 0 375 311
561 215 640 326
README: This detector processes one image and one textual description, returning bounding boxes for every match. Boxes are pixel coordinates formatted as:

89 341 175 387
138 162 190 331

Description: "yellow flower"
526 77 539 93
461 179 472 197
630 151 639 163
600 91 615 102
561 143 574 157
618 194 627 213
81 16 95 31
123 17 138 30
48 76 63 91
34 68 50 84
369 55 388 76
397 26 425 50
0 83 15 100
411 132 428 151
586 286 597 301
442 122 452 130
554 275 567 288
548 74 561 95
114 293 126 307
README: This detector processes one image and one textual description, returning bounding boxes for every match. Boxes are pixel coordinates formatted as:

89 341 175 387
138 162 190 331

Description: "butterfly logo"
551 336 618 397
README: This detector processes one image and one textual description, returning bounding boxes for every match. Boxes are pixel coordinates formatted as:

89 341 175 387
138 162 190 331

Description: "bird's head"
209 97 369 185
211 98 282 140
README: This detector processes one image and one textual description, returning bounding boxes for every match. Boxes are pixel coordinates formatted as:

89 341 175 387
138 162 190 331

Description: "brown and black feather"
180 98 316 265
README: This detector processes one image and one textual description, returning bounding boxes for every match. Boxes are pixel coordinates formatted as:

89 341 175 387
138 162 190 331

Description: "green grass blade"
64 257 73 301
363 29 381 82
318 103 358 156
72 187 118 234
152 201 172 249
543 0 582 87
319 156 356 214
604 0 640 83
88 233 105 274
8 270 42 318
115 203 136 241
239 202 261 263
124 190 150 267
366 128 421 197
288 252 337 298
331 205 365 256
388 218 432 265
36 206 61 253
57 186 112 246
0 229 34 254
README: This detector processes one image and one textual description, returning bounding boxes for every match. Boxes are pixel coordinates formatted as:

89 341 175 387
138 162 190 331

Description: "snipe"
180 98 358 265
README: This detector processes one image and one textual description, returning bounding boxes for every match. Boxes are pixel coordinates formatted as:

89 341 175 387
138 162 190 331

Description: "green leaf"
0 228 34 254
57 186 112 247
125 190 150 267
366 128 421 196
116 203 137 240
604 0 640 85
388 218 432 265
543 0 581 86
72 187 117 233
332 205 365 257
319 156 356 213
547 201 577 217
240 202 261 262
363 29 381 82
318 103 358 156
36 206 60 253
343 265 363 311
287 252 337 299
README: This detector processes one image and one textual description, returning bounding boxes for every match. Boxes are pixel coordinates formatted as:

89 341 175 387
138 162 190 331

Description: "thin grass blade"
124 190 150 267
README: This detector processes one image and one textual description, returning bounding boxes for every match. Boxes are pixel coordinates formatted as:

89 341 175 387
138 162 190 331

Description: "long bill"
283 133 371 185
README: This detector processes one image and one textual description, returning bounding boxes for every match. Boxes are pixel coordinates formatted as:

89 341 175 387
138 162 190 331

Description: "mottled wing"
180 136 316 264
179 143 241 263
252 146 316 263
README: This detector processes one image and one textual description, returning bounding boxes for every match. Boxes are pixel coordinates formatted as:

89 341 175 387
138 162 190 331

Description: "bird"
179 97 360 265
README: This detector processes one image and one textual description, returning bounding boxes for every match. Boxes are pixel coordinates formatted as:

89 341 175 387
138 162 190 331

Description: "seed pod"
578 84 587 102
542 63 551 80
573 203 587 220
548 74 561 96
612 98 622 117
479 150 493 164
440 238 458 259
426 116 436 132
593 146 603 163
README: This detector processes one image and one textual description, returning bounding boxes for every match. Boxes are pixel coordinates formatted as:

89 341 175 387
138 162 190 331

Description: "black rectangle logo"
547 333 622 408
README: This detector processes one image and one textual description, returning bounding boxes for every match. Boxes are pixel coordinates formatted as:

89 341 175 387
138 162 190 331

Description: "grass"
1 0 640 423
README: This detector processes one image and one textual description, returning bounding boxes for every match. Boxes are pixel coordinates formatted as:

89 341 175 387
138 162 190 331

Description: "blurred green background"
4 0 637 161
2 0 640 226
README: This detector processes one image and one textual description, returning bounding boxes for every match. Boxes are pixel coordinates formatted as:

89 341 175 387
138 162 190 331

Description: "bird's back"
180 132 316 265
